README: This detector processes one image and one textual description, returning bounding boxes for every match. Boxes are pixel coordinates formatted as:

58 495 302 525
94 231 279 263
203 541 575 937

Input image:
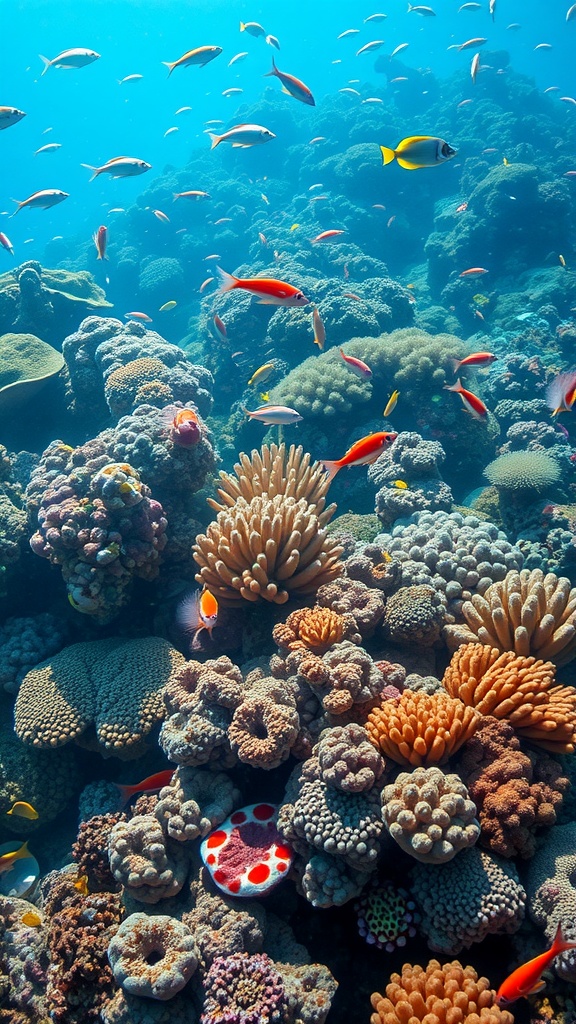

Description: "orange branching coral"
366 691 480 768
193 444 343 606
370 960 514 1024
442 643 576 755
444 568 576 666
272 606 359 654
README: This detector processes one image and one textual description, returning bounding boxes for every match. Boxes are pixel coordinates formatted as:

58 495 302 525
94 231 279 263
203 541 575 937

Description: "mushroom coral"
193 444 343 605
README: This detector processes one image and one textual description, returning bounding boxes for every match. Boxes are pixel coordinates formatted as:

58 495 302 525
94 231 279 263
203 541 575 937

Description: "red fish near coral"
201 804 293 897
216 267 309 306
322 431 398 482
444 378 489 420
496 923 576 1006
177 588 219 641
451 352 497 373
115 769 175 808
163 406 201 447
93 225 108 260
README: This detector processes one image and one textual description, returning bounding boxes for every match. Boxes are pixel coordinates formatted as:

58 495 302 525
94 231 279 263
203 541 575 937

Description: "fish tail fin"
39 55 51 75
552 922 576 954
444 377 462 393
208 132 221 149
9 200 22 218
239 21 246 31
114 783 132 809
216 266 238 293
264 56 277 76
240 405 251 419
380 145 396 165
19 841 30 857
161 61 174 77
449 357 462 374
81 163 99 182
321 460 341 483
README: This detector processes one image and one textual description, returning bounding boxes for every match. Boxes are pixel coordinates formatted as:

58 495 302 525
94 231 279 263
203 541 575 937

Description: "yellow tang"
159 300 177 311
290 223 300 231
392 479 409 489
21 911 42 928
383 390 400 417
6 801 39 820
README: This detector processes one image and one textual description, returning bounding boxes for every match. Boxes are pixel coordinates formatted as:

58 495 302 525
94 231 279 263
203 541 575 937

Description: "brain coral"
410 847 526 954
193 444 343 605
444 568 576 666
484 451 560 492
370 960 514 1024
381 766 480 864
14 637 184 758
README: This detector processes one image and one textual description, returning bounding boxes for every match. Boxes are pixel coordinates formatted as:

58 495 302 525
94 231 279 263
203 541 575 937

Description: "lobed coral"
160 656 244 769
381 585 446 648
444 568 576 666
315 724 385 793
0 613 69 694
381 766 480 864
107 913 198 1000
366 690 480 768
370 960 514 1024
525 821 576 982
107 814 189 904
193 444 343 605
368 432 453 527
228 675 300 770
154 766 240 842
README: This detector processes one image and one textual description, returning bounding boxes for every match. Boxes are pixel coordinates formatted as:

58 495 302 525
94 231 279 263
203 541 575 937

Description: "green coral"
328 513 380 543
0 333 64 397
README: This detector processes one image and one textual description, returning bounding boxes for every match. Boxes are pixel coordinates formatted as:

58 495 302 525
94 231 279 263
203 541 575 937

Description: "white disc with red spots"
200 803 293 897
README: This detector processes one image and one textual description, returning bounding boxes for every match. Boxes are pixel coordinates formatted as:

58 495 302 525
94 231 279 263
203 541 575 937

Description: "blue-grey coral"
484 450 561 492
525 821 576 982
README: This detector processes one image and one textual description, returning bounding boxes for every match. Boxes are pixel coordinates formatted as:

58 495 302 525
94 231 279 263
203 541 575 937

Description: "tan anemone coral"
193 444 343 605
272 606 359 653
442 642 576 754
370 960 513 1024
366 691 480 768
444 568 576 666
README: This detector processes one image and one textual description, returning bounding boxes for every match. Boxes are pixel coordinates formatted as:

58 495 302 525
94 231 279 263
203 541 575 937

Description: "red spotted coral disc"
200 803 293 897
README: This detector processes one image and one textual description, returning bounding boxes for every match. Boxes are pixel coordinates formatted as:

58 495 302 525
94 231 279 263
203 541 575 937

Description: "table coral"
381 585 446 647
381 766 480 864
441 643 576 754
366 690 480 768
444 568 576 666
370 960 514 1024
457 718 570 859
193 444 343 605
228 676 300 770
525 821 576 982
15 636 184 758
272 606 360 654
153 766 240 842
107 814 189 904
410 847 526 955
108 913 198 1000
200 952 289 1024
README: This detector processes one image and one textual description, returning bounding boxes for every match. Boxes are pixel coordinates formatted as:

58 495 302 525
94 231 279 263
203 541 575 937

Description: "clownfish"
177 589 219 641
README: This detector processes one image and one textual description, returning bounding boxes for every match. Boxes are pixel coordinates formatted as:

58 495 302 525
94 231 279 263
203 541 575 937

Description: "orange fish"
459 267 489 277
163 406 201 447
93 225 108 260
444 378 489 420
496 923 576 1006
322 431 398 482
311 229 345 244
115 769 175 808
451 352 497 373
264 56 315 105
216 267 309 306
177 589 219 642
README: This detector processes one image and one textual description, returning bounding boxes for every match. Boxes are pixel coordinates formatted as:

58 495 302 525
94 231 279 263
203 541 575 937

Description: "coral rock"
272 605 359 654
108 814 189 904
107 913 198 1000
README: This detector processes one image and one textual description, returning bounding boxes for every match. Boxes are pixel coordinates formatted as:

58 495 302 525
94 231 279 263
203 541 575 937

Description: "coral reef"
484 451 561 494
0 613 69 694
366 690 480 767
154 766 240 841
356 881 419 952
368 432 453 527
381 585 446 647
107 913 198 1000
525 821 576 982
107 814 190 904
370 960 514 1024
0 262 112 345
272 605 360 654
200 951 288 1024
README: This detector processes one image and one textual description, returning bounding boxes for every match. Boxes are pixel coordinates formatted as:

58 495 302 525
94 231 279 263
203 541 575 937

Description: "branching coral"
444 568 576 666
193 444 343 605
366 691 480 767
441 642 576 754
381 767 480 864
272 606 359 654
370 960 514 1024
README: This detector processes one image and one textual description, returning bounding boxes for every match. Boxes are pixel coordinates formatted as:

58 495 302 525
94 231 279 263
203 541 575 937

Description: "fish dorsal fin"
396 135 433 150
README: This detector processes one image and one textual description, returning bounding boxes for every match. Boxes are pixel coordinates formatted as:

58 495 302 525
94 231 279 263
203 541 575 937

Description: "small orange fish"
322 432 398 482
444 378 489 420
456 202 468 213
177 589 219 642
310 229 345 244
124 311 152 323
496 923 576 1006
115 769 175 808
340 349 372 379
460 266 489 277
21 911 42 927
264 56 315 105
93 225 108 260
343 292 364 302
73 874 90 895
216 267 309 306
451 352 497 373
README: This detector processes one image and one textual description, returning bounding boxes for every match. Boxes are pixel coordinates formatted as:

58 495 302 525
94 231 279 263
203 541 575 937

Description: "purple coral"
200 952 289 1024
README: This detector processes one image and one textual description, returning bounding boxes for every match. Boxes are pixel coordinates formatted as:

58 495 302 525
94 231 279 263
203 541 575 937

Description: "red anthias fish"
93 225 108 260
322 431 397 482
496 923 576 1006
115 769 175 808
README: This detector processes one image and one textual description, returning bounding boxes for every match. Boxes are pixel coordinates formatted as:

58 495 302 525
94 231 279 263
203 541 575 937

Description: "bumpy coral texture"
442 642 576 754
292 641 386 716
272 606 359 654
193 444 343 605
154 766 240 842
444 568 576 666
369 431 453 526
382 585 446 647
228 676 300 770
316 577 386 638
0 720 78 833
366 690 480 767
458 718 569 860
484 450 560 492
382 766 480 864
410 847 526 955
14 637 184 758
315 724 385 793
160 656 243 769
72 812 125 892
107 913 198 1000
356 881 419 952
107 814 189 904
370 960 514 1024
0 613 68 694
200 952 289 1024
525 821 576 982
299 851 370 908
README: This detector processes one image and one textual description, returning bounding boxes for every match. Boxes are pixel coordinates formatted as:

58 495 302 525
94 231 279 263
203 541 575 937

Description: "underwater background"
1 1 576 1023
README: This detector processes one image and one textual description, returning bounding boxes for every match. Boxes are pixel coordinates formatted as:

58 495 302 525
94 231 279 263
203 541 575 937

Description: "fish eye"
296 292 304 301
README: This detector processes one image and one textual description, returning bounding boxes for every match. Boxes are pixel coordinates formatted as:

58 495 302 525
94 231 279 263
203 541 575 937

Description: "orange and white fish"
459 266 489 277
124 311 152 323
264 56 315 105
115 770 175 808
174 190 211 200
343 292 364 302
311 229 345 243
93 225 107 260
0 841 30 876
10 189 68 216
162 45 222 76
177 589 219 641
546 371 576 416
82 156 151 181
444 378 489 420
496 924 576 1006
0 232 14 255
211 313 228 343
313 306 326 350
451 352 497 373
322 431 398 482
216 267 309 306
340 349 372 379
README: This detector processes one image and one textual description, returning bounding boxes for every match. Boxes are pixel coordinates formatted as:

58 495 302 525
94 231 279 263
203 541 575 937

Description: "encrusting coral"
107 814 189 904
366 690 481 767
107 913 198 1000
441 642 576 754
525 821 576 982
444 567 576 666
193 443 343 605
381 766 480 864
153 766 241 842
370 960 514 1024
